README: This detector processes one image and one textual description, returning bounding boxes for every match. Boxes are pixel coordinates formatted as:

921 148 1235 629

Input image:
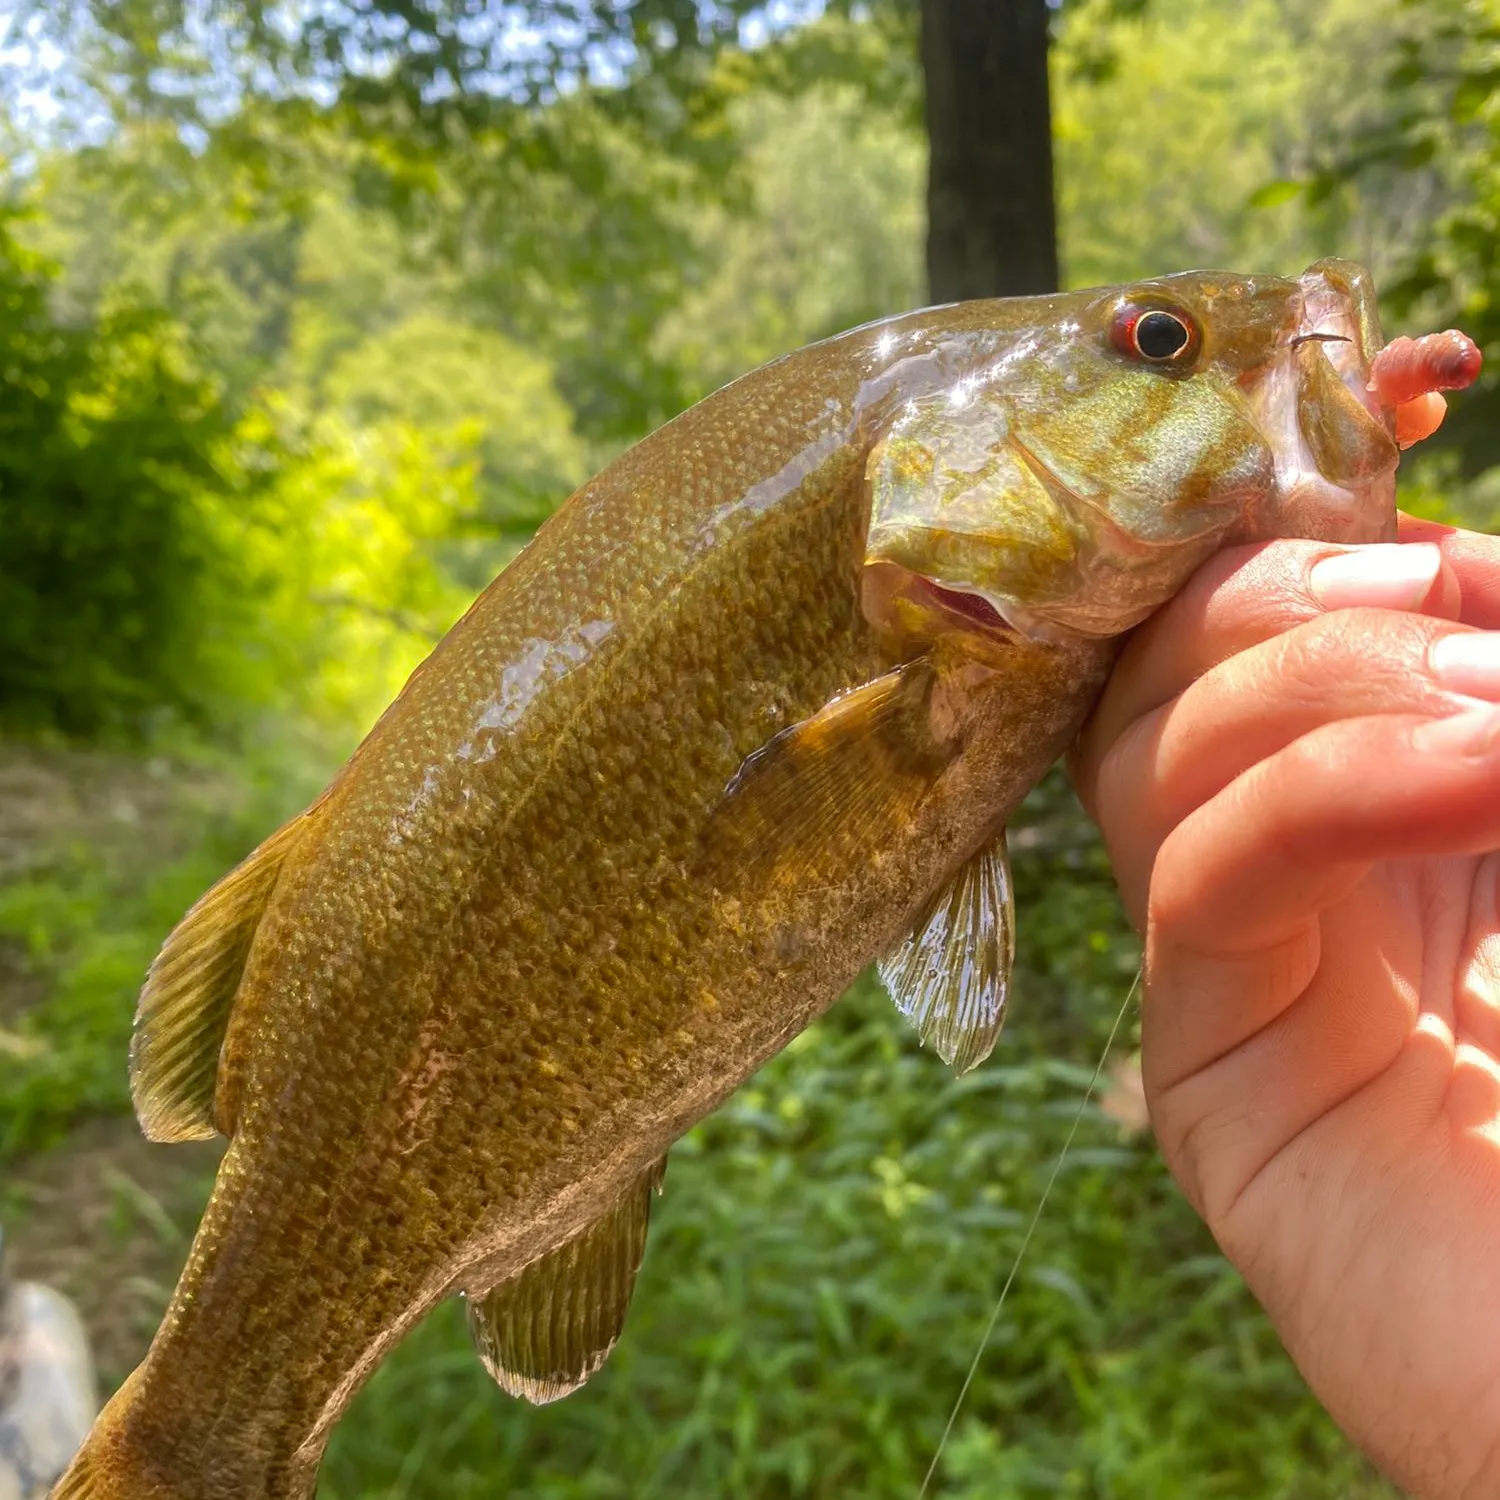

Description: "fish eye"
1135 311 1192 359
1110 303 1200 367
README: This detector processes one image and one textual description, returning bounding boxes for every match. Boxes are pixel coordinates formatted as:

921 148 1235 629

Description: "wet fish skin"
54 263 1401 1500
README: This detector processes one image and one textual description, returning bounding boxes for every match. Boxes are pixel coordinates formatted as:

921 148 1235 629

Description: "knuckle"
1153 1086 1265 1237
1220 536 1327 600
1190 540 1331 649
1146 1085 1214 1217
1270 609 1449 706
1143 825 1207 943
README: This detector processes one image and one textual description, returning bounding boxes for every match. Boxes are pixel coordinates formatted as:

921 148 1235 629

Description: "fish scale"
55 263 1420 1499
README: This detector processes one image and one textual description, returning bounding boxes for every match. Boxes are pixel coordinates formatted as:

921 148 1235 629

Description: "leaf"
1452 70 1500 124
1246 178 1303 210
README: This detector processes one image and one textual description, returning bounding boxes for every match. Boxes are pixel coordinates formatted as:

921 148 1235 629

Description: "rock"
0 1230 97 1500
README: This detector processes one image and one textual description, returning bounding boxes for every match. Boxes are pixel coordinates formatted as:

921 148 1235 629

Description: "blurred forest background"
1 0 1497 1495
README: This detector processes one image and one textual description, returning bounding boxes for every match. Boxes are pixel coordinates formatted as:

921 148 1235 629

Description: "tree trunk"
921 0 1060 303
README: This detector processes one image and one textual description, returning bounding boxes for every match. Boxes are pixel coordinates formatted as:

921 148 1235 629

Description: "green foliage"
1051 0 1415 289
0 848 214 1153
0 217 481 742
0 750 321 1155
7 0 772 120
320 313 583 519
1312 0 1500 471
653 83 925 403
24 123 309 404
0 162 590 740
202 401 477 733
0 215 240 737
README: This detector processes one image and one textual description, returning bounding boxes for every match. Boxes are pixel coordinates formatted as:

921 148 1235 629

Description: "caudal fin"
49 1394 146 1500
49 1439 141 1500
50 1452 116 1499
48 1374 171 1500
49 1370 316 1500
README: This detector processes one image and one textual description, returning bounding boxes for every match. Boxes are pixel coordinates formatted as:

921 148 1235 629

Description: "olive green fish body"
56 264 1404 1499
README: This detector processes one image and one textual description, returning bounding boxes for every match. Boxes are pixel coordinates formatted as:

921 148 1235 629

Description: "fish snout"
1235 260 1400 547
1296 258 1387 404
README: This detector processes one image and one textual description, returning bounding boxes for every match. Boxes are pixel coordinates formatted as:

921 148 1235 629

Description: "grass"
0 739 322 1157
0 756 1400 1499
317 981 1397 1500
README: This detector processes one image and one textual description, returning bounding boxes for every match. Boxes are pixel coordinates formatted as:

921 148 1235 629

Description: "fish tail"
49 1454 122 1500
48 1374 160 1500
50 1368 302 1500
50 1454 213 1500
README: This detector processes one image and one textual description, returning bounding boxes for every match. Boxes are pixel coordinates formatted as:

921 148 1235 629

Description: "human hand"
1070 519 1500 1500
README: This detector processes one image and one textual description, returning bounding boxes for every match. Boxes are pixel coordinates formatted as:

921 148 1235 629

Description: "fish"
56 257 1418 1500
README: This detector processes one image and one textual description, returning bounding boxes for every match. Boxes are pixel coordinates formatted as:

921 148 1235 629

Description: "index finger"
1398 514 1500 629
1071 534 1459 816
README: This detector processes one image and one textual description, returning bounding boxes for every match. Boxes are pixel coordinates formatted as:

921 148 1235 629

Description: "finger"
1153 704 1500 958
1094 609 1482 923
1071 539 1457 816
1398 514 1500 630
1143 705 1500 1215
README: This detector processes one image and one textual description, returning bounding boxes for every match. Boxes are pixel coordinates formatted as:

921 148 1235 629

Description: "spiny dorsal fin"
705 656 957 886
130 804 320 1143
878 831 1015 1075
467 1157 666 1405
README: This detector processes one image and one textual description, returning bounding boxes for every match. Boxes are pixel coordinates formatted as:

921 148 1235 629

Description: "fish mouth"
1238 258 1400 546
860 561 1018 655
921 578 1014 635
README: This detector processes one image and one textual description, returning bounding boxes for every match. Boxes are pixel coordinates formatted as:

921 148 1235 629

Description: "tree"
0 214 241 736
921 0 1059 300
1314 0 1499 477
5 2 1064 307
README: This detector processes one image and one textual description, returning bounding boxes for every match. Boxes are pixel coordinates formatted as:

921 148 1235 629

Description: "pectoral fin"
706 656 957 885
878 832 1015 1075
467 1157 666 1405
131 803 321 1143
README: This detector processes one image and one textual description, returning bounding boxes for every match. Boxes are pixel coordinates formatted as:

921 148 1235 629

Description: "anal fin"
878 832 1015 1075
130 802 321 1143
467 1157 666 1405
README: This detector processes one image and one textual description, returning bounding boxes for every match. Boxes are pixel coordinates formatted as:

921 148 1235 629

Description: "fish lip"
1293 260 1389 427
1229 260 1399 546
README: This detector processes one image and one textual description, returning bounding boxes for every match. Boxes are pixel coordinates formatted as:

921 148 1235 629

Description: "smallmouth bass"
57 260 1421 1499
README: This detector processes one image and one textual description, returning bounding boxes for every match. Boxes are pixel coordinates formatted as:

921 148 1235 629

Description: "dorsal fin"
130 804 321 1143
467 1157 666 1405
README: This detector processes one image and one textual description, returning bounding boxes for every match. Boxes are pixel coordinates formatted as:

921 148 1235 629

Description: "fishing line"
915 966 1142 1500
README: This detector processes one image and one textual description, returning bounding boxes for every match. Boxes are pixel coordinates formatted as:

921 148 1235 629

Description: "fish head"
864 257 1399 645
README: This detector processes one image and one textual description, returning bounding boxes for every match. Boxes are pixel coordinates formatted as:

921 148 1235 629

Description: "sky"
0 6 71 133
0 0 833 153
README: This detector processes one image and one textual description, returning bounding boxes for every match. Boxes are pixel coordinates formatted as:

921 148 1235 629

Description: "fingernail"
1308 543 1441 611
1413 702 1500 757
1432 632 1500 701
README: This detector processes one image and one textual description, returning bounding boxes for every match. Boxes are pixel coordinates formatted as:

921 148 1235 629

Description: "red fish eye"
1111 305 1199 365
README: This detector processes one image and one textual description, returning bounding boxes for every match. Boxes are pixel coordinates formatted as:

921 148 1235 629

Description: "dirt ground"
0 740 227 884
4 1124 221 1384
